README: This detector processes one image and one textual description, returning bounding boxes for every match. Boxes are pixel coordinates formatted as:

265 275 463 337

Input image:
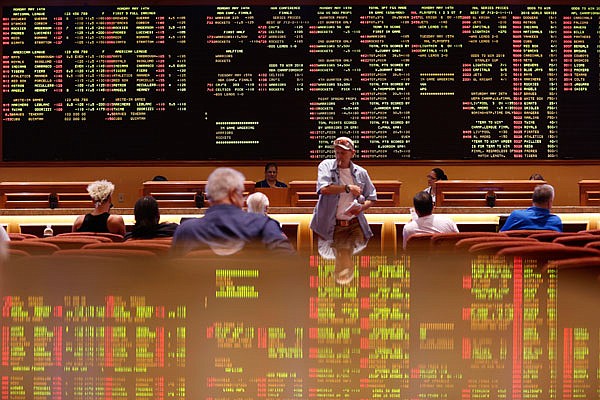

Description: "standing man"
500 184 562 232
255 163 288 188
310 137 377 284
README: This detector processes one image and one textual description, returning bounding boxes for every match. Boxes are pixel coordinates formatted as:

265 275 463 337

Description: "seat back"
528 231 589 242
404 233 433 252
501 229 555 237
455 236 536 251
431 232 504 249
552 234 600 247
32 237 105 250
9 241 60 255
57 232 125 242
82 242 171 255
468 240 543 255
54 248 157 258
497 244 600 263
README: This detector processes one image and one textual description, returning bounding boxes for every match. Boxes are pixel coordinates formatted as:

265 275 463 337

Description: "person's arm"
320 183 361 197
72 215 84 232
107 215 126 236
315 160 362 196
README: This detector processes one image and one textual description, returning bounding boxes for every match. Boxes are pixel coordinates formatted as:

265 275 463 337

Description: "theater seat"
9 240 60 255
468 240 542 255
552 235 600 247
431 232 504 249
501 229 555 237
404 233 433 252
57 232 125 242
497 244 600 265
82 242 171 255
455 236 537 251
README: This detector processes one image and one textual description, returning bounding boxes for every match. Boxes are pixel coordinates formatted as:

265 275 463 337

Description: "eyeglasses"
426 175 437 180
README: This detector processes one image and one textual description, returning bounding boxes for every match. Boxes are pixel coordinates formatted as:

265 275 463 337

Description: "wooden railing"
579 180 600 206
288 180 402 207
0 182 92 209
141 180 256 208
434 180 545 207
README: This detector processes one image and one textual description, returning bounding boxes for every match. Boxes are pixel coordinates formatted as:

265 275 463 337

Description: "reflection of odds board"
0 252 598 399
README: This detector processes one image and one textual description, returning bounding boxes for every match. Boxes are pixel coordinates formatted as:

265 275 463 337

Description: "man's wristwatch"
345 184 350 193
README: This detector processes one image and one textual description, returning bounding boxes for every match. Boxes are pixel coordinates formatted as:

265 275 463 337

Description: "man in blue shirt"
500 184 563 232
172 168 294 256
310 137 377 284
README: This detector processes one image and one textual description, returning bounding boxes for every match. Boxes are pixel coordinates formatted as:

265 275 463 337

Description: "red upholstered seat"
431 232 504 249
497 244 600 263
552 235 600 247
501 229 555 237
57 232 125 242
9 240 60 255
82 242 171 255
468 240 542 255
32 237 105 250
529 231 591 243
404 233 433 252
455 236 537 251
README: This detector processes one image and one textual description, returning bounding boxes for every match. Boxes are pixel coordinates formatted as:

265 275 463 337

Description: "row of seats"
405 230 600 260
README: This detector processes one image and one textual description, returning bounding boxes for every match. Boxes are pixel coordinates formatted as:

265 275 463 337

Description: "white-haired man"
500 184 563 232
172 168 293 256
246 192 269 215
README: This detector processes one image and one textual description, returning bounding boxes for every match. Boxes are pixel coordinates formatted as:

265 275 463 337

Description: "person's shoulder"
255 180 267 188
403 219 418 230
351 162 370 175
276 181 288 188
318 158 335 168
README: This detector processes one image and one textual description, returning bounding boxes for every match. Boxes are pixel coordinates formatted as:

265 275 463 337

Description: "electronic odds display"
0 253 598 399
1 4 600 160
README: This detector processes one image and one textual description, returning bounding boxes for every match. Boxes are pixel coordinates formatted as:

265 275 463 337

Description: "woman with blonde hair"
72 180 126 235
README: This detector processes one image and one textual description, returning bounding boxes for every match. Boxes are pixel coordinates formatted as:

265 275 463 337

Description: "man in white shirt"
403 191 458 249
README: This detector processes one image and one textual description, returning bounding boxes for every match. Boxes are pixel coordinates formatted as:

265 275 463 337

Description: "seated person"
246 192 269 215
423 168 447 204
72 180 126 236
500 184 562 232
529 173 544 180
125 196 178 240
172 167 294 256
403 191 459 249
255 162 288 188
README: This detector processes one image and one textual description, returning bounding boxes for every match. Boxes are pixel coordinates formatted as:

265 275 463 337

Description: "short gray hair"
205 168 245 203
246 192 269 214
532 184 554 205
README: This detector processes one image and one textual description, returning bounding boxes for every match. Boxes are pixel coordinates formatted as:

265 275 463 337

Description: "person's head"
264 163 278 183
87 180 114 208
246 192 269 215
529 173 544 181
333 136 355 168
205 167 245 208
532 184 555 209
134 196 160 228
152 175 168 181
413 191 434 217
427 168 447 187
